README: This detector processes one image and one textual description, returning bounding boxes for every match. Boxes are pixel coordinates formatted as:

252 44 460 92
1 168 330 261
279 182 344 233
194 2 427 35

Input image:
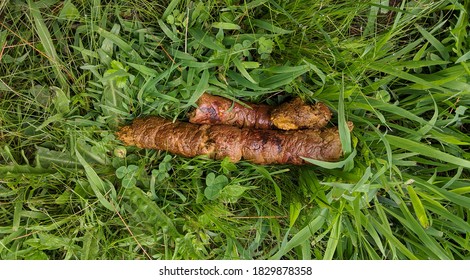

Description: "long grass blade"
28 0 68 90
368 62 446 91
407 186 429 228
270 208 328 259
75 150 118 212
385 135 470 169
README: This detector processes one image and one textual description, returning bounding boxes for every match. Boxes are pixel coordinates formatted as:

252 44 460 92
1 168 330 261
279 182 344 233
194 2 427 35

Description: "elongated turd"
188 93 274 129
116 116 352 165
188 93 332 130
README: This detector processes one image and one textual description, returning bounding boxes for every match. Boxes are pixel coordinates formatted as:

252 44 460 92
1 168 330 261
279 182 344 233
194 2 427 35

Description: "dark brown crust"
116 116 347 165
188 93 332 130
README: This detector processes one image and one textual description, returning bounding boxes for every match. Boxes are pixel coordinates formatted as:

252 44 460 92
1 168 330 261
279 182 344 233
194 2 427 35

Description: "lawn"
0 0 469 260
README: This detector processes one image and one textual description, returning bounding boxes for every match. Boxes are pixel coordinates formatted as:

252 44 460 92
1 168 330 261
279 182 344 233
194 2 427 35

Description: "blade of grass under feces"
302 149 357 169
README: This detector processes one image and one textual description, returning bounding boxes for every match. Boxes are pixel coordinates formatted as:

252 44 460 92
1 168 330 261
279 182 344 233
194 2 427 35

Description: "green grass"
0 0 469 260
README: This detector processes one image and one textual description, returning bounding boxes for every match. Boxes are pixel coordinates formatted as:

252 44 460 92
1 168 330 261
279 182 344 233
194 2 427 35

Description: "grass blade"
455 49 470 63
270 208 328 259
157 19 181 43
162 0 181 19
212 22 241 30
95 26 131 52
184 69 209 107
302 149 357 169
385 135 470 169
405 175 470 209
416 24 450 61
368 62 446 92
338 78 352 158
252 19 292 34
28 0 68 90
254 166 282 205
227 70 268 90
189 28 226 52
323 214 342 260
407 186 429 228
233 57 258 84
75 150 118 212
259 68 309 89
127 62 159 77
369 215 418 260
356 96 428 125
392 202 451 259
